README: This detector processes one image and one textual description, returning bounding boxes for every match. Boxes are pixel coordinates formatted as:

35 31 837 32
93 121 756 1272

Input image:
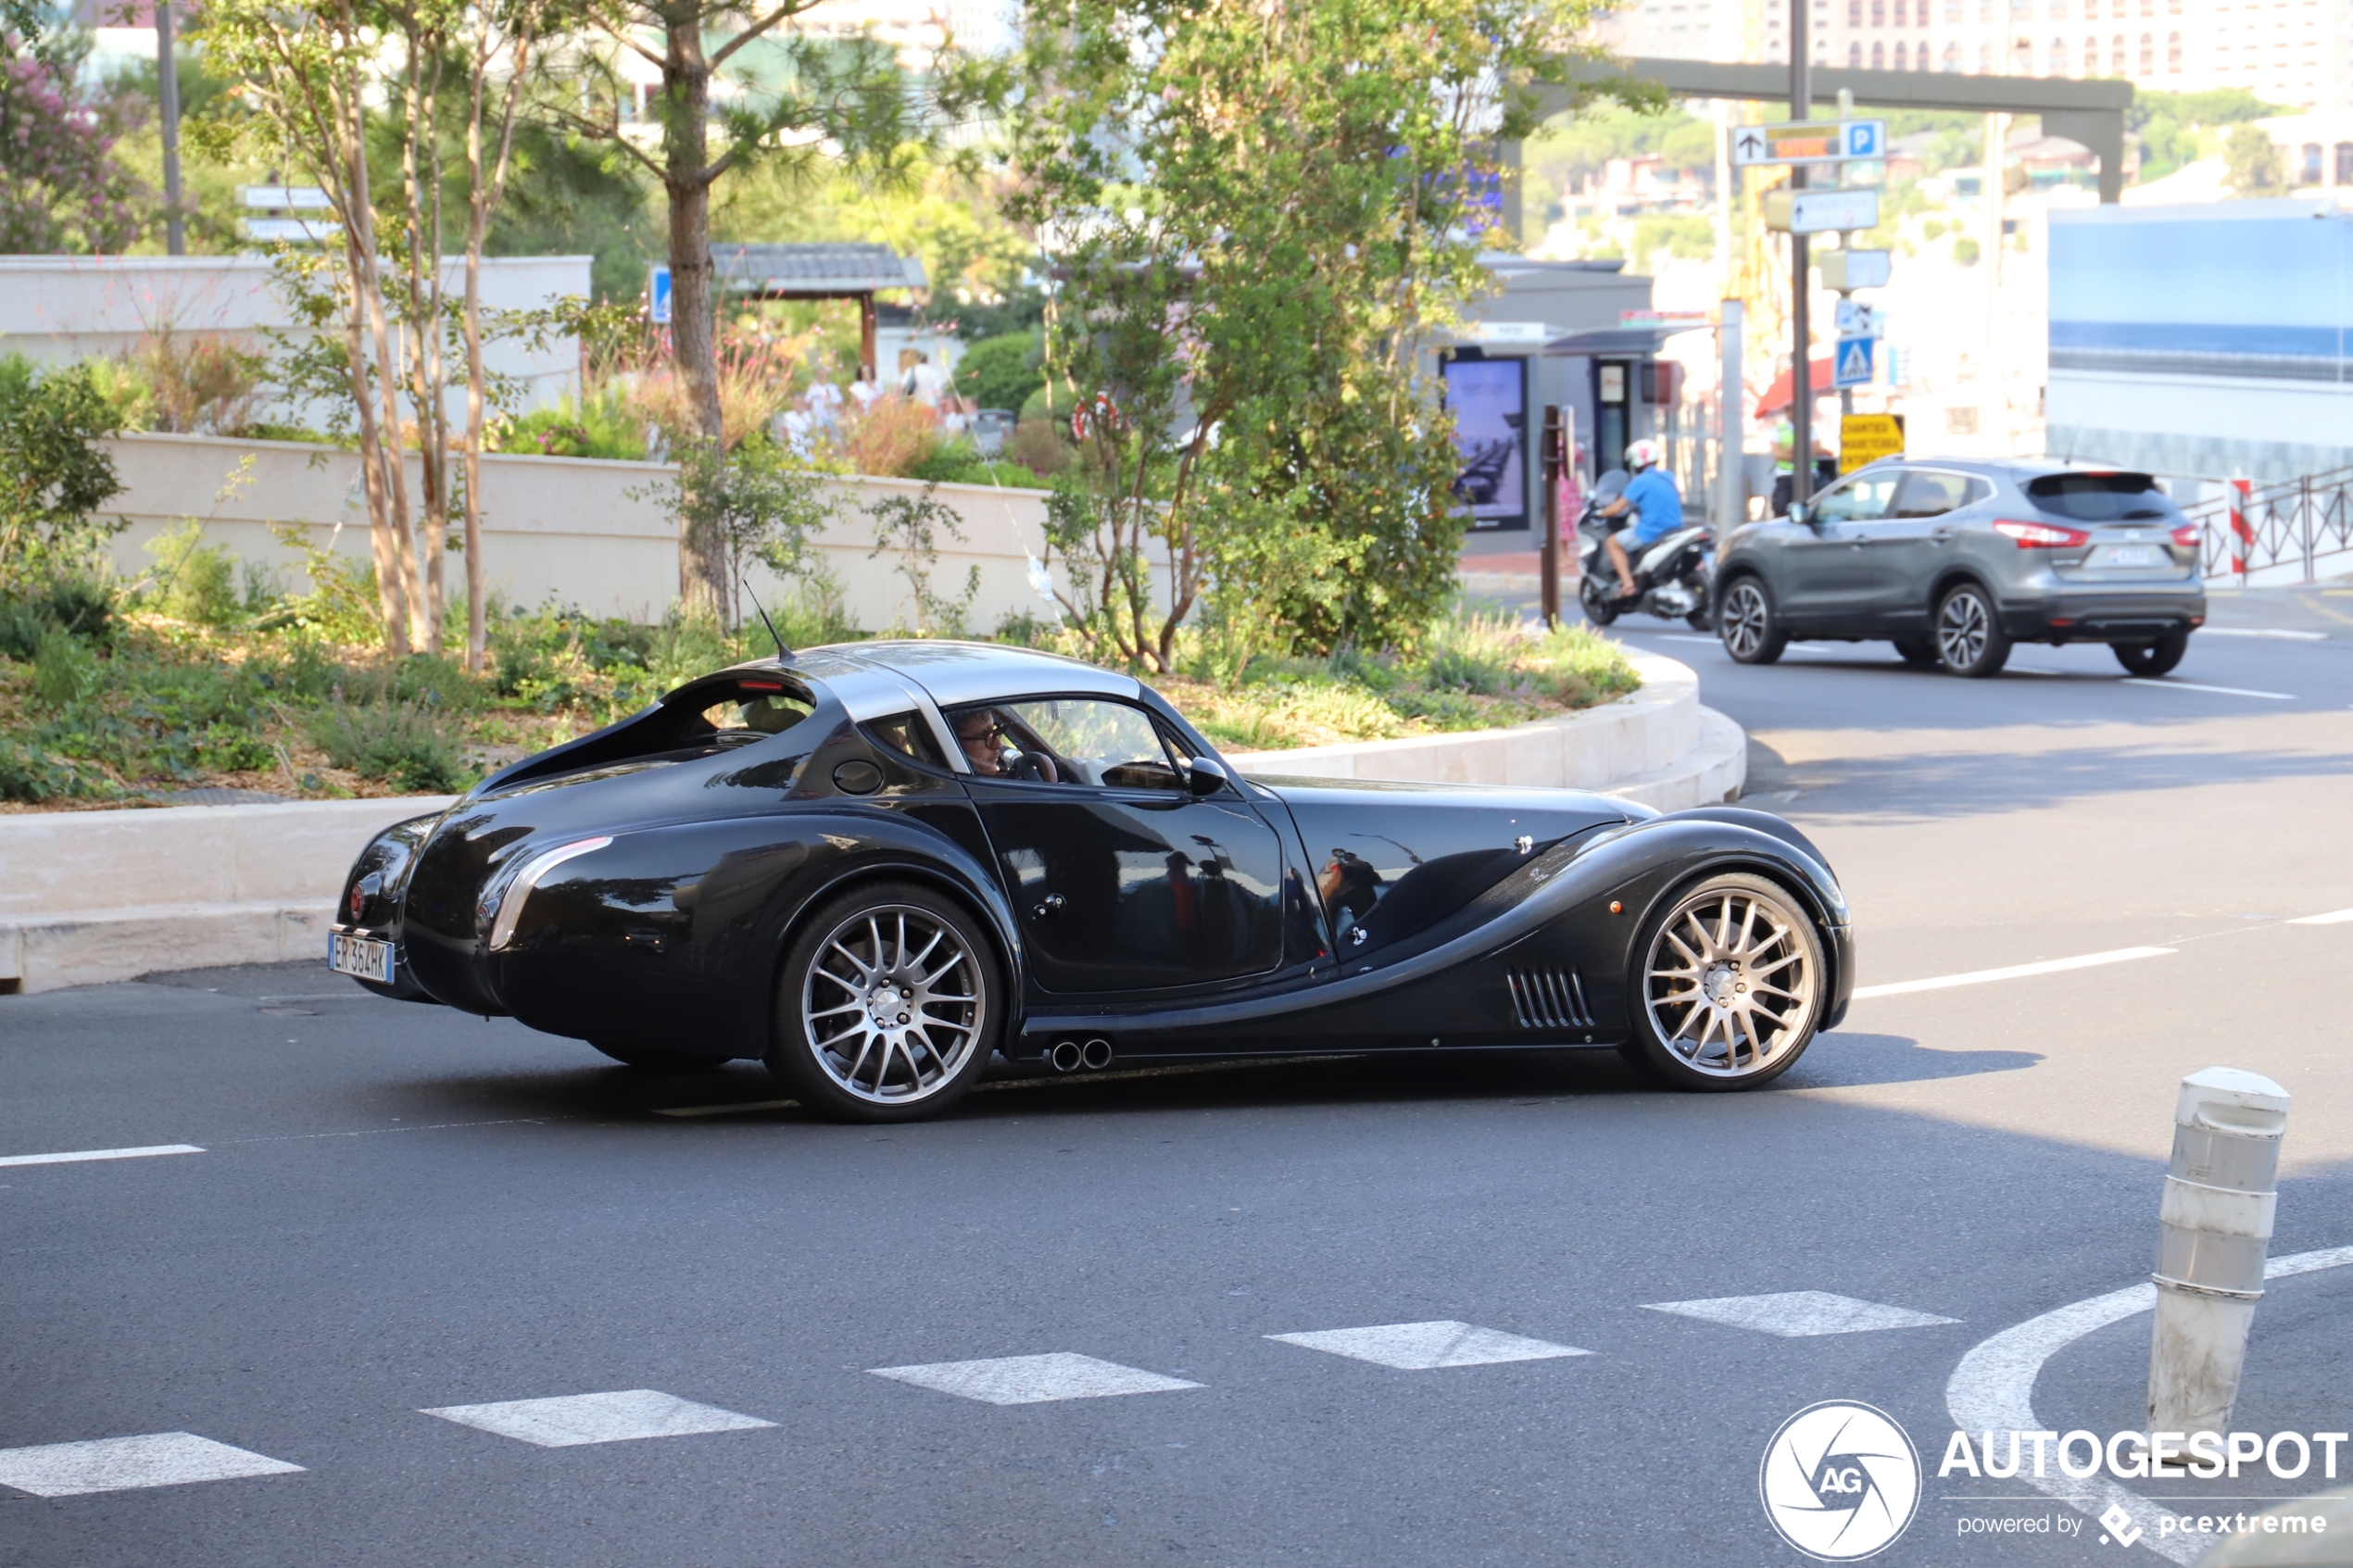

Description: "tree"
1013 0 1637 671
0 30 145 255
663 437 840 632
547 10 995 619
2224 125 2285 196
0 361 127 586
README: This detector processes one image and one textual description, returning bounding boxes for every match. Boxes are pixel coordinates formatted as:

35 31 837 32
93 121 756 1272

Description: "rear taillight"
2170 524 2200 548
1994 519 2091 548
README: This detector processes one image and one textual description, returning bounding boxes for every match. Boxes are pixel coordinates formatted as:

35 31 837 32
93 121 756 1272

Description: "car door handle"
1032 893 1065 920
1931 527 1955 542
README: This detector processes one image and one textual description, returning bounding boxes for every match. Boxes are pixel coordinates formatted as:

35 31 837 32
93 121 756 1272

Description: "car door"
1776 470 1899 631
1854 468 1988 628
950 696 1287 994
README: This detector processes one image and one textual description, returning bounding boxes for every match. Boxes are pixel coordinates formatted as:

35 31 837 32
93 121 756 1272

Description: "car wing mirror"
1183 757 1230 797
1786 502 1811 526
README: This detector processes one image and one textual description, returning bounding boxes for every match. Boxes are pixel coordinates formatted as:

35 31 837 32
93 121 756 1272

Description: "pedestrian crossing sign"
1833 336 1875 388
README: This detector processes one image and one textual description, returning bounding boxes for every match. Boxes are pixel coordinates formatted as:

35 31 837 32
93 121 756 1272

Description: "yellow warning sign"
1839 413 1906 474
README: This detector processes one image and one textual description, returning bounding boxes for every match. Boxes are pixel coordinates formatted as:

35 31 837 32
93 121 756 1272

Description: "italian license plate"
329 932 394 985
2098 544 2163 568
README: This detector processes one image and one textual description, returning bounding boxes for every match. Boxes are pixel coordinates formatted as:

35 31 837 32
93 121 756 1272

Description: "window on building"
2138 31 2153 69
1849 0 1863 22
2337 142 2353 185
1946 0 1963 17
2050 0 2066 17
1870 0 1885 22
1850 39 1864 61
1944 39 1964 65
2304 143 2325 183
2083 33 2098 69
2049 36 2069 70
1895 40 1908 65
1917 32 1931 63
2167 30 2182 69
1872 38 1886 64
1894 0 1907 21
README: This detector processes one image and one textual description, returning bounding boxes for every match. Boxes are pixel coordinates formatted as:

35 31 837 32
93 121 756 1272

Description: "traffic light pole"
1787 0 1812 508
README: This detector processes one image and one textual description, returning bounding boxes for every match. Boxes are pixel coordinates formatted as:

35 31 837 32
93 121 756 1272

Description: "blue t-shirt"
1620 468 1683 546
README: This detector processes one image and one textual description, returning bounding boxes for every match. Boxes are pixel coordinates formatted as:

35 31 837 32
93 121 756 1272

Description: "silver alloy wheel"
801 905 985 1105
1642 884 1818 1079
1721 581 1770 659
1937 588 1991 670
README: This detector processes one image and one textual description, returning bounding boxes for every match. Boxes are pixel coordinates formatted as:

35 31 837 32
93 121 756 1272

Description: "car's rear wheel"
1621 872 1825 1092
1718 577 1787 664
2113 629 2189 676
768 881 998 1123
1892 636 1938 667
1934 583 2011 677
590 1041 734 1071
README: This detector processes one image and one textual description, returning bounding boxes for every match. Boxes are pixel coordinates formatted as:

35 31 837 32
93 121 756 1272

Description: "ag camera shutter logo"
1759 1401 1922 1560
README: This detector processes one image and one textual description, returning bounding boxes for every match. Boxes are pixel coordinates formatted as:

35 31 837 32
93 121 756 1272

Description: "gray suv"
1712 459 2208 678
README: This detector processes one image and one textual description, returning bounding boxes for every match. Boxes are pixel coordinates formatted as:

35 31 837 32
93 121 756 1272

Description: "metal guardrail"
2179 464 2353 584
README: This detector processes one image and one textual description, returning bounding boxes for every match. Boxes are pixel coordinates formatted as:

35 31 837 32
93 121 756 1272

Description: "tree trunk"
661 10 728 622
333 89 414 656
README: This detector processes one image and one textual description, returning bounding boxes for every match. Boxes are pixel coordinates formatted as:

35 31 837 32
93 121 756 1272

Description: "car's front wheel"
1934 583 2011 677
2113 629 2189 676
1718 577 1788 664
768 881 999 1123
1621 872 1825 1092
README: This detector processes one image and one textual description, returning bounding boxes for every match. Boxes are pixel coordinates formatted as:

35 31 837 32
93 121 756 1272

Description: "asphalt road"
6 590 2351 1567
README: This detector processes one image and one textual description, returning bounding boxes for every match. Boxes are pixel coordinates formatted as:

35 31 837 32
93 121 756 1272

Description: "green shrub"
0 574 114 659
31 630 103 710
953 332 1045 415
144 521 243 626
0 736 111 802
495 392 648 461
308 699 474 793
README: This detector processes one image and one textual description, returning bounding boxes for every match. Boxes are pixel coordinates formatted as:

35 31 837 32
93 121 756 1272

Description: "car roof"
788 639 1144 709
1852 455 2140 482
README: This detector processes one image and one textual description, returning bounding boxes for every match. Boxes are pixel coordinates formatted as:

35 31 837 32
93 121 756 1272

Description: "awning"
1755 356 1836 415
711 242 927 296
1542 325 1708 357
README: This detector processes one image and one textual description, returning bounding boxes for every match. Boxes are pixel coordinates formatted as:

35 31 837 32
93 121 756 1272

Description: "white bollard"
2148 1067 2289 1436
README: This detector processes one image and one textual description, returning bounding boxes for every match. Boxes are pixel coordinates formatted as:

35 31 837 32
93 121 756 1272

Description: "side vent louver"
1507 967 1595 1030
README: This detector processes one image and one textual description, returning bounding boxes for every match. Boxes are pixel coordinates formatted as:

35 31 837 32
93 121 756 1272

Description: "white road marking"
421 1390 775 1448
1642 1290 1958 1337
0 1144 204 1168
1655 633 1723 646
2199 627 2327 640
654 1099 799 1118
0 1432 303 1498
1944 1246 2353 1564
2288 909 2353 925
870 1352 1202 1406
2120 677 2295 699
1851 946 2173 1000
1266 1320 1590 1370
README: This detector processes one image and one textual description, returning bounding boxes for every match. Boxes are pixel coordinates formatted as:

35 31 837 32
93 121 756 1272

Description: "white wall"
0 254 590 416
98 433 1074 635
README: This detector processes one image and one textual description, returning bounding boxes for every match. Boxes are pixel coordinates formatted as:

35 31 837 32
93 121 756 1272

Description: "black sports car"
330 641 1853 1121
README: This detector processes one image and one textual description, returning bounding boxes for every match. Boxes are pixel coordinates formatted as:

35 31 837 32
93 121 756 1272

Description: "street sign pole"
1541 405 1564 629
1788 0 1812 509
1835 89 1852 421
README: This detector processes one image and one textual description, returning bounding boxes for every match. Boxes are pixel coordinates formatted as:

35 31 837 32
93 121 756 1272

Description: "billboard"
1442 356 1528 531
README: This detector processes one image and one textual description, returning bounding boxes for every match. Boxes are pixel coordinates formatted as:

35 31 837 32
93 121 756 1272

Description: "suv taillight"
2171 524 2200 548
1994 519 2091 548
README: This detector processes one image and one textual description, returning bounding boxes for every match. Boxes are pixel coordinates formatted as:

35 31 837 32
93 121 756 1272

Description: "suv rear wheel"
2113 629 2189 677
1934 583 2011 678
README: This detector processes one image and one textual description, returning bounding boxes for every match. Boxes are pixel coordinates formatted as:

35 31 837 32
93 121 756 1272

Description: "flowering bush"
0 38 145 254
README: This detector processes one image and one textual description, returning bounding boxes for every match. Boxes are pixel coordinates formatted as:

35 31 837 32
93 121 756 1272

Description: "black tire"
1893 636 1938 667
590 1041 735 1071
1620 872 1826 1093
1579 574 1621 626
2114 629 2189 676
1717 576 1787 664
767 879 1000 1123
1933 583 2012 678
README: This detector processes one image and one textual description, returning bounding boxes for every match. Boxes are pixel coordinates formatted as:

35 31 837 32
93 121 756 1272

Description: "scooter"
1576 468 1717 631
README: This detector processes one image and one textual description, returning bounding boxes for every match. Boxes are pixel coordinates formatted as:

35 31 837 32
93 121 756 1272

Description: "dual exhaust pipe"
1048 1037 1115 1073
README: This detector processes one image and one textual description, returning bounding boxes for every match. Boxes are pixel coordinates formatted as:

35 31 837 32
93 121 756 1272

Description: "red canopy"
1755 357 1835 417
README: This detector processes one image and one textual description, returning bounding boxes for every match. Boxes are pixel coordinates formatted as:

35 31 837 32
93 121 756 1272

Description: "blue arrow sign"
1833 335 1876 388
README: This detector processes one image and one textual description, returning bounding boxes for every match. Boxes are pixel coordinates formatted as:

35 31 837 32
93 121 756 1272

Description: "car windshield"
2026 472 2183 523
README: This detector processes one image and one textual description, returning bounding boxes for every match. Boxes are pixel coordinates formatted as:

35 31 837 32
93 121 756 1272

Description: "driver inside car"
951 708 1061 783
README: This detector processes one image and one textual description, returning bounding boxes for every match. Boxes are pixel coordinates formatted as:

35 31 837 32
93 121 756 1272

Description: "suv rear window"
2025 472 2183 523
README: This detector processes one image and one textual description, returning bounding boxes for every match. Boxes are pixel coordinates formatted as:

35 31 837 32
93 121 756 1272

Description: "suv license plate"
2099 545 2163 567
330 933 394 985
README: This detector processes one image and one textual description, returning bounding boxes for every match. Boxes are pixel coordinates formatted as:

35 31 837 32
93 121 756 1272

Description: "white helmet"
1625 438 1662 471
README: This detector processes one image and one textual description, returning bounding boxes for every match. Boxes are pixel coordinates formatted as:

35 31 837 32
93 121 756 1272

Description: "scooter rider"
1602 439 1681 600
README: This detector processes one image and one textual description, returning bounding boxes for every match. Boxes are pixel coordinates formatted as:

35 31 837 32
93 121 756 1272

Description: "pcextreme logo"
1760 1400 1924 1561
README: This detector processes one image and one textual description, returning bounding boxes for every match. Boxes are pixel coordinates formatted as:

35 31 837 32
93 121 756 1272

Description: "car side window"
696 684 816 743
864 711 949 769
1808 473 1898 524
944 698 1182 790
1888 470 1981 519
